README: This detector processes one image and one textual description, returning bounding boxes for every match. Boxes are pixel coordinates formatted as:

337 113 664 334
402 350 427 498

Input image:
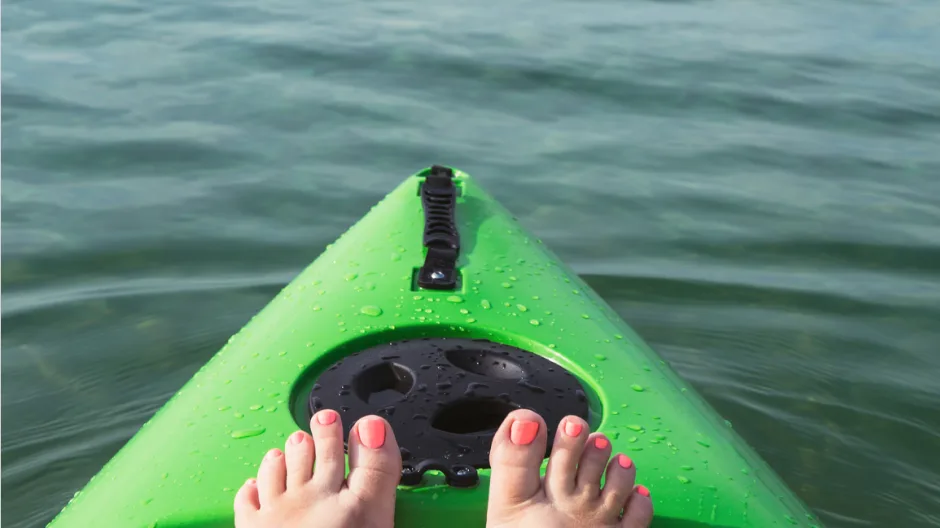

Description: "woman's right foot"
486 410 654 528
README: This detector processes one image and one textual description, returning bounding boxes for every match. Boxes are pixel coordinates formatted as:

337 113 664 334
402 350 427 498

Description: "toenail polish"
316 410 337 426
510 420 539 445
594 437 609 449
563 420 583 437
289 431 305 445
617 454 633 469
636 485 650 497
359 418 386 449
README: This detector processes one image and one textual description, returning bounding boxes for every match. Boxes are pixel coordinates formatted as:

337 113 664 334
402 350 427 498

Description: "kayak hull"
50 168 821 527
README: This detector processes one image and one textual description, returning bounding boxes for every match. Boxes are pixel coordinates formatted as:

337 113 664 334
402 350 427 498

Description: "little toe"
544 415 590 498
233 478 260 526
346 415 402 503
574 433 612 495
310 409 347 492
488 409 549 507
284 430 314 489
621 485 654 527
256 449 287 505
601 454 637 521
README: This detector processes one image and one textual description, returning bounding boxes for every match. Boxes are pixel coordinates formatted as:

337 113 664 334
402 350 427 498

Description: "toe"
544 415 590 499
234 478 260 526
621 485 654 527
310 409 347 492
257 449 287 504
284 430 315 489
574 433 612 495
601 454 637 521
488 409 549 507
346 415 402 503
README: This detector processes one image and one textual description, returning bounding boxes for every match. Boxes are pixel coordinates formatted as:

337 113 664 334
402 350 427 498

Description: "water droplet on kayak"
517 304 528 312
501 282 512 288
572 289 581 295
233 412 244 419
459 308 470 314
581 314 590 319
594 354 607 361
531 295 540 300
676 475 691 484
697 440 711 448
467 318 477 323
628 436 638 443
266 406 277 413
231 427 266 439
681 465 694 471
360 305 383 317
529 319 540 326
447 295 463 303
218 406 231 411
631 384 644 392
627 425 643 432
509 276 518 282
481 300 492 310
345 273 358 281
249 404 263 411
614 334 623 340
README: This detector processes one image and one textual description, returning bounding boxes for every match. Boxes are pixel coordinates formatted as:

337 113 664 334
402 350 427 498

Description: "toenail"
358 418 386 449
617 454 633 469
316 410 338 425
289 431 305 445
246 478 257 486
510 420 539 445
563 420 583 437
636 485 650 497
594 436 609 449
266 449 282 460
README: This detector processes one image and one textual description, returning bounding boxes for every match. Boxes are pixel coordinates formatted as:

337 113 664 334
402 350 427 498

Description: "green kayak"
50 167 821 527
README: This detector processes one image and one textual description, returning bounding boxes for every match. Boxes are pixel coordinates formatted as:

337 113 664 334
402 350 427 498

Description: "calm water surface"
3 0 940 526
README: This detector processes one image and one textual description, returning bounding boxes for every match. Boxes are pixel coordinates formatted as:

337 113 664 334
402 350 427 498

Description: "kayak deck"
50 168 821 527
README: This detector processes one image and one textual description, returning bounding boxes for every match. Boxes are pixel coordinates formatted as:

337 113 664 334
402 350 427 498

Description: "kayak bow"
50 167 821 527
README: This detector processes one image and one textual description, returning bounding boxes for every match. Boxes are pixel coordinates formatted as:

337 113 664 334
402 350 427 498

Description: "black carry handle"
417 165 460 289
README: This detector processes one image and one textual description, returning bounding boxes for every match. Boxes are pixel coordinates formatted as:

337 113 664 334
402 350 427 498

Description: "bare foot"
486 409 654 528
234 409 402 528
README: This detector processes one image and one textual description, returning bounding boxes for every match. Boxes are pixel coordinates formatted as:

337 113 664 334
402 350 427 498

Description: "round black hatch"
308 338 589 488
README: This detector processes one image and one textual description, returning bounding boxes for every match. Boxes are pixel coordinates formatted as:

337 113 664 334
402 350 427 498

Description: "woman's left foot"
234 410 402 528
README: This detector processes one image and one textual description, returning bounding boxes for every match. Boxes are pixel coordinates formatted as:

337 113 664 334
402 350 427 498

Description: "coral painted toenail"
510 420 539 445
359 418 386 449
637 485 650 497
594 437 609 449
289 431 305 445
617 454 633 469
316 410 338 425
563 420 583 437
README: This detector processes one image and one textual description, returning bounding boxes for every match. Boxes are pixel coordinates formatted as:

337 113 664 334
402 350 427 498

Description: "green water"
3 0 939 526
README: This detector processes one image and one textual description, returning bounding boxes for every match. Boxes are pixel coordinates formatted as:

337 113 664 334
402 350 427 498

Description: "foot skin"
487 410 654 528
234 410 402 528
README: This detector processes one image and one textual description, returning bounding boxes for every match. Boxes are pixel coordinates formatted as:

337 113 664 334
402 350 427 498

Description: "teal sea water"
3 0 939 526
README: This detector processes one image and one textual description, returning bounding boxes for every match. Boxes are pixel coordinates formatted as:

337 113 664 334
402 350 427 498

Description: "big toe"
487 409 549 509
621 485 654 527
345 415 402 504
